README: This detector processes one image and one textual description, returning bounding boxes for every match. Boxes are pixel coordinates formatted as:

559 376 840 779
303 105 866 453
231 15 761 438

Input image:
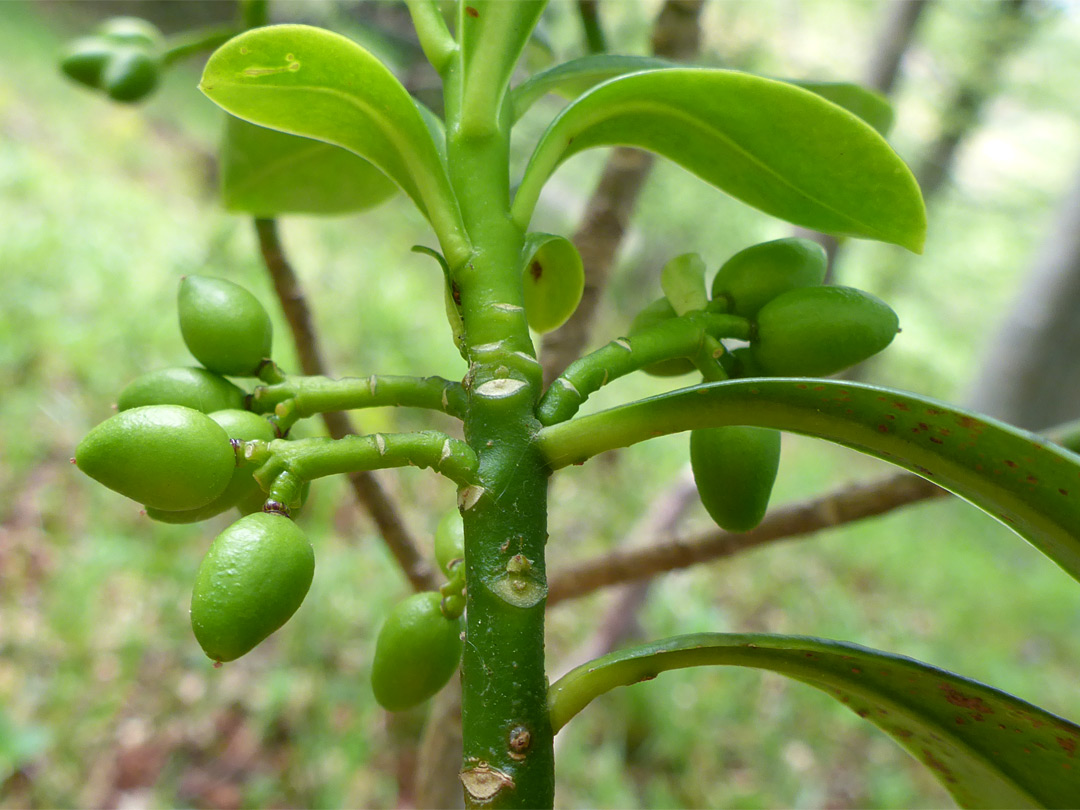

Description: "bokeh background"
3 0 1080 807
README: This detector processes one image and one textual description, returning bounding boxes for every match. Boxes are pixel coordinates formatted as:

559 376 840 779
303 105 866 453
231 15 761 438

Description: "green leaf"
521 233 584 333
510 54 669 121
199 25 468 264
549 633 1080 808
458 0 546 134
220 116 397 216
790 80 895 136
660 253 707 316
513 68 926 251
536 379 1080 582
512 57 895 138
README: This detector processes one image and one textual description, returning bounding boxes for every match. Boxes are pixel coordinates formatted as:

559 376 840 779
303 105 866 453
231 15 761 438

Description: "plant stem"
249 432 478 489
537 311 748 425
445 58 554 809
253 218 439 592
161 25 241 67
251 374 467 424
406 0 458 74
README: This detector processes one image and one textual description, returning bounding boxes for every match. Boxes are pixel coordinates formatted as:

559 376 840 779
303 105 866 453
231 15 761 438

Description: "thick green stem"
536 312 748 424
445 58 554 808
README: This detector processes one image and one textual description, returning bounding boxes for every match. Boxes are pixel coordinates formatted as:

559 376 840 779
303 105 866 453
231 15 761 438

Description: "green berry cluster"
60 17 164 103
630 238 899 534
74 275 316 663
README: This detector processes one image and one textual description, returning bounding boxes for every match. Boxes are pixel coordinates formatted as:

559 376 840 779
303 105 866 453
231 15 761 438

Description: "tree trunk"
967 163 1080 430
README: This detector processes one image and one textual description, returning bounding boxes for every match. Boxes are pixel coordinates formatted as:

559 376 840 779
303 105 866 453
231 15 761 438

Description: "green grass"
3 2 1080 808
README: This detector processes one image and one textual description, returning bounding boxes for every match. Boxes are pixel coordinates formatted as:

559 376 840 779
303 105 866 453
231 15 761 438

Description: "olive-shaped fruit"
101 47 160 103
117 367 246 413
628 298 696 377
145 410 275 524
690 426 781 533
59 36 114 89
434 510 465 577
371 592 463 711
190 512 314 662
751 286 899 377
97 17 164 50
711 238 827 318
178 275 273 377
75 405 234 511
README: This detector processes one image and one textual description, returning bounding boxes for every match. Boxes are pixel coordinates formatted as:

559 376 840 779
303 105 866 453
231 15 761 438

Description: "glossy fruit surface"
711 238 827 317
178 275 273 376
751 286 899 376
190 512 314 662
60 36 113 88
101 47 160 103
75 405 234 511
690 426 781 532
371 592 463 711
628 298 696 377
117 366 245 413
145 410 275 524
434 510 465 577
97 17 164 49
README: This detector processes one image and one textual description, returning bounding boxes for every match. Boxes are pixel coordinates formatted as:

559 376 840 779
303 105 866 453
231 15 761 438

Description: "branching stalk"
251 374 467 427
536 312 748 425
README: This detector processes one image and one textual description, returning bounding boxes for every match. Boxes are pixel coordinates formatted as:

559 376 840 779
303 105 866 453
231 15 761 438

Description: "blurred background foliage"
3 0 1080 807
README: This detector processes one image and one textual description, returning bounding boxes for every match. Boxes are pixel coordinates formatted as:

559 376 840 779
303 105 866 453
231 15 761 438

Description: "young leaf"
536 379 1080 583
200 25 469 264
512 68 925 251
660 253 708 315
549 633 1080 808
458 0 547 134
521 233 585 333
221 116 397 216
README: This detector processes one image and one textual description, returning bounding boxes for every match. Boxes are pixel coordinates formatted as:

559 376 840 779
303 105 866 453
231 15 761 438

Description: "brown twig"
253 218 439 592
548 471 944 605
539 0 706 385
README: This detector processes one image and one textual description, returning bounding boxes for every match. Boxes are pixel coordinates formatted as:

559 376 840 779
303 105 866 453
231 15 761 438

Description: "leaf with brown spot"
549 633 1080 808
537 379 1080 586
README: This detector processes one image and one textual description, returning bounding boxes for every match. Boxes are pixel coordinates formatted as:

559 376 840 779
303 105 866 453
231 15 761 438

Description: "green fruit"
97 17 164 50
101 47 160 103
628 298 696 377
178 275 273 377
434 510 465 577
371 592 463 711
751 286 899 376
190 512 314 662
117 367 246 413
711 238 827 317
75 405 234 511
146 410 275 524
690 426 781 532
59 36 114 89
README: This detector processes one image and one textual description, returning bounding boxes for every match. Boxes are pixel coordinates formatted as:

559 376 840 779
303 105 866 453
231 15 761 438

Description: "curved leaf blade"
200 25 468 263
221 116 397 216
512 68 925 251
510 54 669 121
536 379 1080 582
521 233 584 333
791 80 895 136
549 633 1080 808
